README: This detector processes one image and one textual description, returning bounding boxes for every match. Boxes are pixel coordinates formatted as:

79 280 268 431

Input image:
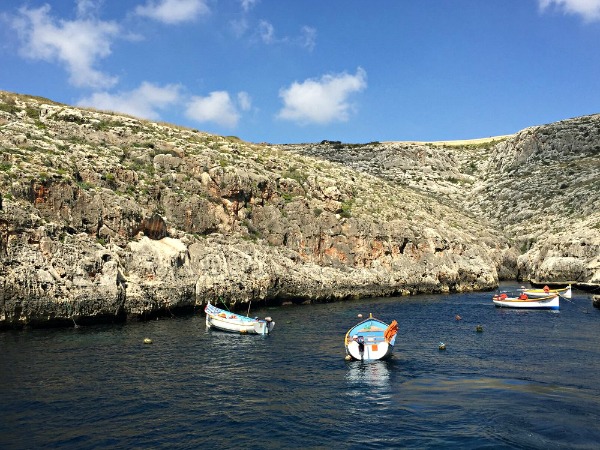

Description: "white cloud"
258 20 276 44
12 5 119 89
135 0 209 24
277 68 367 125
76 0 102 19
539 0 600 21
230 18 249 37
299 26 316 51
237 92 252 111
185 91 242 128
255 20 317 50
78 82 181 120
240 0 259 13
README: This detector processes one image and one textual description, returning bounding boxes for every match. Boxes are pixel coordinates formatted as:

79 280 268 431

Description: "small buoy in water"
439 342 446 351
455 315 462 321
476 325 483 332
143 338 153 344
357 314 363 318
344 354 352 361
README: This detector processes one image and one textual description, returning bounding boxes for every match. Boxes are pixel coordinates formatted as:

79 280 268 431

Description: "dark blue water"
2 284 599 449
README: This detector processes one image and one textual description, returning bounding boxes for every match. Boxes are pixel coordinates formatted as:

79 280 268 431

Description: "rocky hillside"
0 91 597 328
469 121 600 287
279 116 600 290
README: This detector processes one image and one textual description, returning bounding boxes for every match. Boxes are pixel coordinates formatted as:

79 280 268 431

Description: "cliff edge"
1 91 598 328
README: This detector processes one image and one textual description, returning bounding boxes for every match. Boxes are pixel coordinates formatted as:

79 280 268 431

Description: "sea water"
1 283 599 449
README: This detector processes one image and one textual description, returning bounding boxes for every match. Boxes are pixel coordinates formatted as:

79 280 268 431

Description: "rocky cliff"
279 117 600 289
0 91 598 328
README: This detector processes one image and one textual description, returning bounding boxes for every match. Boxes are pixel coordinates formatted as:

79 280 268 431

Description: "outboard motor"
357 335 365 359
264 317 274 333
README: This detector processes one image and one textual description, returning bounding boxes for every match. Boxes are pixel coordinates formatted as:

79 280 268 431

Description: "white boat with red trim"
492 292 559 310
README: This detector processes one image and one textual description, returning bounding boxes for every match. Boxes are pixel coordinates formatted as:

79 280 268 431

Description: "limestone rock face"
0 91 598 328
469 118 600 286
283 117 600 291
516 230 600 284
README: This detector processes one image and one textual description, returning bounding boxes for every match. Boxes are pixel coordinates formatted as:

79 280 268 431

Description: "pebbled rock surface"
0 91 598 328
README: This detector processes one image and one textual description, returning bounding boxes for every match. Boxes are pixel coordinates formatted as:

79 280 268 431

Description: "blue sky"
1 0 599 144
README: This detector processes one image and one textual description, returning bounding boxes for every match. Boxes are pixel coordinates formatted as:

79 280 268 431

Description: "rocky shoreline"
1 91 598 329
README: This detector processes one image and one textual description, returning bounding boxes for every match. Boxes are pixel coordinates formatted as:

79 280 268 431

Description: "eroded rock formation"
0 91 598 328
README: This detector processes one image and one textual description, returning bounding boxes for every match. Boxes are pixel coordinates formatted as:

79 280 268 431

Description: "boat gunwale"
492 293 560 310
205 302 268 324
345 317 389 341
493 293 559 303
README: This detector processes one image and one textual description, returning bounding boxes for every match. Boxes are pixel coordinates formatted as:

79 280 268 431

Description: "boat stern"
346 340 392 361
252 317 275 335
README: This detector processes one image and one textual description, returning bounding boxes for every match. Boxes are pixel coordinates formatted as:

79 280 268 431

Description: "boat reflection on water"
345 359 392 389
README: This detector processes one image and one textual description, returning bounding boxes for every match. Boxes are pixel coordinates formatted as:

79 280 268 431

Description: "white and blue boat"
345 313 398 361
205 302 274 335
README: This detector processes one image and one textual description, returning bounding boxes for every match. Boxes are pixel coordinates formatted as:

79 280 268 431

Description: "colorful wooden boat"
492 292 559 310
204 302 274 335
345 314 398 361
520 284 572 299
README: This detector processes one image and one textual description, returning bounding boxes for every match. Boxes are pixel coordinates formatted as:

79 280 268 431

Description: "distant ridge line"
382 135 514 146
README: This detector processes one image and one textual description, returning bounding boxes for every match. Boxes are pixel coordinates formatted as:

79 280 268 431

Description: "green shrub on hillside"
340 198 354 218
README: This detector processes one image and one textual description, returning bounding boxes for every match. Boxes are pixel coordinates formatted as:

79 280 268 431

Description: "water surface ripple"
1 285 599 449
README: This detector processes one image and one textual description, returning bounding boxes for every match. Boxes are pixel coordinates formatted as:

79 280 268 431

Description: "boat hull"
345 316 397 361
522 285 572 299
204 303 274 335
493 294 559 310
346 340 394 361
